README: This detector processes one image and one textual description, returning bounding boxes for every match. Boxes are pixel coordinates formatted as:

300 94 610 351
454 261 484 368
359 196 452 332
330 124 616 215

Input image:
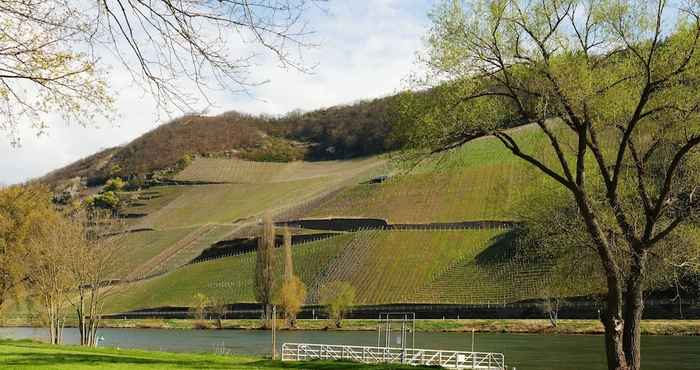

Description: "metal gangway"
281 342 506 369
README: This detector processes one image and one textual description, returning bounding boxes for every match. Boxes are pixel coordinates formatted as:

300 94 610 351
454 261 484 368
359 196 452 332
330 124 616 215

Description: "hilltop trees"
255 213 276 325
405 1 700 369
0 1 315 142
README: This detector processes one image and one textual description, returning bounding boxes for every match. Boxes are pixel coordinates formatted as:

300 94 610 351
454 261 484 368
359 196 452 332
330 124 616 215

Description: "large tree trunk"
602 279 628 370
623 250 647 370
574 193 629 370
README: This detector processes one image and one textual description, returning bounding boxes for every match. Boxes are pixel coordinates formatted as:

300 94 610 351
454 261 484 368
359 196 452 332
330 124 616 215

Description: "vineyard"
105 228 583 313
305 127 559 223
174 156 387 184
100 125 598 313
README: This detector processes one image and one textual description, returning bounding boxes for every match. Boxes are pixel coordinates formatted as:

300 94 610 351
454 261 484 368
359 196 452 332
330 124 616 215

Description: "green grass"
0 340 425 369
106 125 607 310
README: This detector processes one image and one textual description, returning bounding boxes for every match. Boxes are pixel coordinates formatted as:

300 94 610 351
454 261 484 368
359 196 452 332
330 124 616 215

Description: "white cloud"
0 1 431 185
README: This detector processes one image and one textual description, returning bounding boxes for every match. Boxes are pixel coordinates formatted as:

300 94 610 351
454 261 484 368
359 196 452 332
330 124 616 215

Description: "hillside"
96 124 586 313
38 114 695 315
41 96 400 187
114 156 387 279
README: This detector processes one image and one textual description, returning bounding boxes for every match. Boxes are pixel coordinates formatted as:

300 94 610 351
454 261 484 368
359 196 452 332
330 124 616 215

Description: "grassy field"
0 340 423 369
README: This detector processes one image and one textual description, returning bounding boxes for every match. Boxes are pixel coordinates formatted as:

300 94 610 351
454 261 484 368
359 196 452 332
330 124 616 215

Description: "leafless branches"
0 0 318 142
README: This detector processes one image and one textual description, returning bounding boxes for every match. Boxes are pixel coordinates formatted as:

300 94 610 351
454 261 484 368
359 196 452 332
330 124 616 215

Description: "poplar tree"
255 212 275 324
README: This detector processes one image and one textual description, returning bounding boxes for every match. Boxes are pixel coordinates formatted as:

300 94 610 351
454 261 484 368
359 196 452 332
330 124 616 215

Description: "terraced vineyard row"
174 157 387 184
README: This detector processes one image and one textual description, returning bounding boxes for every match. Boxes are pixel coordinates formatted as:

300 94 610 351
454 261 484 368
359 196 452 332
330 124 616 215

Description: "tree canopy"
403 1 700 369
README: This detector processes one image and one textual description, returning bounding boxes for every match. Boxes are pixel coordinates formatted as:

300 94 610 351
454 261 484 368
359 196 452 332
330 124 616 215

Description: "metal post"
401 316 406 363
412 313 416 351
385 316 390 348
377 313 381 347
471 328 475 353
272 306 277 360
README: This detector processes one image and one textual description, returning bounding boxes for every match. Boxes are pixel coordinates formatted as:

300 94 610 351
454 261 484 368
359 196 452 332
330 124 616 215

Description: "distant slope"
41 97 399 186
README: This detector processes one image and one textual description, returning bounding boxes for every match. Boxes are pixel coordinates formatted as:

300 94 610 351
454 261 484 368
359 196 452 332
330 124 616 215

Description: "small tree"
209 297 228 330
540 289 565 328
320 281 355 328
276 226 306 327
255 212 276 326
28 216 81 344
0 185 56 313
276 276 307 328
190 293 210 329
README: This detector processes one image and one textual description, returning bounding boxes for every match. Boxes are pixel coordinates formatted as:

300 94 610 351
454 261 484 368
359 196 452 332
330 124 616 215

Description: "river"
1 327 698 369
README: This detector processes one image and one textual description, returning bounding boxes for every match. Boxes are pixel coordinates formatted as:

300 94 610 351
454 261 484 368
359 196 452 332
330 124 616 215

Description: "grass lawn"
0 340 425 370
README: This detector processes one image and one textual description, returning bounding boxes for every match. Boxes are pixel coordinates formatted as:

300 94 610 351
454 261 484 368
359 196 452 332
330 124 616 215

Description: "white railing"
281 343 505 369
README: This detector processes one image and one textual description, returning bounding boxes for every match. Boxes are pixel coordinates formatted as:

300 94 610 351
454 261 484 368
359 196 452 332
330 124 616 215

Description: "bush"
320 281 355 328
175 153 194 171
275 276 306 328
103 178 125 192
89 191 120 210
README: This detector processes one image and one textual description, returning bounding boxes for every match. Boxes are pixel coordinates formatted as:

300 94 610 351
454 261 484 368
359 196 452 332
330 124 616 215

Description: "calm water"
1 327 698 370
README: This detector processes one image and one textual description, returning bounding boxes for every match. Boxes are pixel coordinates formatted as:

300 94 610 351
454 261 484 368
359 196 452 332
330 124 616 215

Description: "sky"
0 1 434 185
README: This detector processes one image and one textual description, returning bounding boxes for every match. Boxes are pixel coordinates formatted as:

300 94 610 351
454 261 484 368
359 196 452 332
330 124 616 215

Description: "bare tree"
407 1 700 369
209 296 228 330
68 209 129 347
0 1 318 142
255 212 275 325
28 217 81 345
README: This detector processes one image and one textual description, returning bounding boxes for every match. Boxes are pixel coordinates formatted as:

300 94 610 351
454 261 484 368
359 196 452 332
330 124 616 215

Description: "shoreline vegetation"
0 339 425 369
3 319 699 336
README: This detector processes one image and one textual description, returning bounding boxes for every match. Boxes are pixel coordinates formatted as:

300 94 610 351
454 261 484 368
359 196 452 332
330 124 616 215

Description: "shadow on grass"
474 229 520 266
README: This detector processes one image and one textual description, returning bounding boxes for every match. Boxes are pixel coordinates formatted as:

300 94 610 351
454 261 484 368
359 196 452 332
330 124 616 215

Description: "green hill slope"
114 156 386 277
306 125 555 223
107 229 554 313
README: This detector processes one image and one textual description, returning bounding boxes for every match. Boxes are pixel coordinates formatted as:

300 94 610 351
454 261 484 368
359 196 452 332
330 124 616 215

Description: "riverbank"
5 318 699 335
0 339 424 369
